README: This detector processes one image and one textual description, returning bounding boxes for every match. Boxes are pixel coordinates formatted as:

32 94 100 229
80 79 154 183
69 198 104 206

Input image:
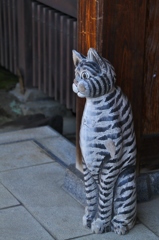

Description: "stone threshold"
63 164 159 205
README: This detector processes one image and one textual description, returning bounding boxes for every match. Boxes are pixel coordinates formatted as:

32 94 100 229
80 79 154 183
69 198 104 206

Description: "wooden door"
76 0 159 172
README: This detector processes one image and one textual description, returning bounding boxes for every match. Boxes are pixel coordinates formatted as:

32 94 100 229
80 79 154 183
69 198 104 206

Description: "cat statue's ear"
87 48 105 70
72 50 86 67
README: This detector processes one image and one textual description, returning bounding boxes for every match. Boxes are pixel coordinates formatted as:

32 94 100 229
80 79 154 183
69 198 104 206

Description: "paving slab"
0 162 91 240
137 196 159 237
72 223 159 240
0 140 54 172
0 206 54 240
0 183 20 209
0 126 58 144
38 135 76 166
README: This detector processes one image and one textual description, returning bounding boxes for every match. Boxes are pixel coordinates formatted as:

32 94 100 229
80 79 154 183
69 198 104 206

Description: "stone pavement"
0 126 158 240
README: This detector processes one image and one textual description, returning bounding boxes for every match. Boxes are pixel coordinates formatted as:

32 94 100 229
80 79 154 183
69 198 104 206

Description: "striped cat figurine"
72 48 137 235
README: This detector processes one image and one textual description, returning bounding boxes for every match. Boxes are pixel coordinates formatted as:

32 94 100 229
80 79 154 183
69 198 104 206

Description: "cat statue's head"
72 48 116 98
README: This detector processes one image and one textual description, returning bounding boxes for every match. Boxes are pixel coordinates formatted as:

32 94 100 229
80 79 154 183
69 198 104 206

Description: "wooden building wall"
76 0 159 172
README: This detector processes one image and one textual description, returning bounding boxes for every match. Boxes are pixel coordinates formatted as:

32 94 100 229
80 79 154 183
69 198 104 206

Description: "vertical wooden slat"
0 0 4 66
59 15 67 105
72 20 77 112
54 11 60 100
8 0 13 71
66 18 73 109
48 9 54 97
3 0 9 68
12 0 18 74
37 4 43 90
43 7 49 93
32 2 38 87
17 0 32 87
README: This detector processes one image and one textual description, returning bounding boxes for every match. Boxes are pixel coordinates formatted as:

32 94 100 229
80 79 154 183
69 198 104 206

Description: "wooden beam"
76 0 105 171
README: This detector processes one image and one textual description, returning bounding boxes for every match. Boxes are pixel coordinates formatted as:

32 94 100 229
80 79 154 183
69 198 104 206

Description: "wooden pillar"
76 0 150 172
76 0 105 171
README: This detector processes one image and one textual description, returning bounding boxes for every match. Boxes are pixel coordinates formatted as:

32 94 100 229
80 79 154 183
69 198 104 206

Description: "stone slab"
0 126 58 145
149 171 159 195
63 164 86 206
0 184 19 209
73 223 159 240
38 135 76 166
0 162 91 240
0 206 54 240
137 196 159 237
136 173 151 202
64 164 159 206
0 140 54 172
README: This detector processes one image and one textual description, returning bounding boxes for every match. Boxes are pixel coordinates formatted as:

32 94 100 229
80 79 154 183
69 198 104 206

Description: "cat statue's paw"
111 223 128 235
83 207 95 228
83 214 92 228
91 218 110 234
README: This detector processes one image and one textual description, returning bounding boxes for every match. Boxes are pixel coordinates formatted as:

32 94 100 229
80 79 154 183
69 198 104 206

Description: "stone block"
0 184 19 209
0 206 54 240
0 162 91 240
0 140 54 172
63 164 86 206
136 173 151 202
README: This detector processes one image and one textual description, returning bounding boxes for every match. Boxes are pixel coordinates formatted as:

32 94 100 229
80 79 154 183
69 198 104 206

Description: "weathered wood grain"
143 0 159 134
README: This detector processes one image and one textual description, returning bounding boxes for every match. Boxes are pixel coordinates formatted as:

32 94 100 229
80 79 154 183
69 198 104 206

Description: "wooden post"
76 0 149 172
76 0 105 171
17 0 32 87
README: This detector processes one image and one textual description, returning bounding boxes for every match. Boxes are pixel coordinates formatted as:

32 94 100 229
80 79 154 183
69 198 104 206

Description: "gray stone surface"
0 126 58 144
20 100 67 118
63 164 86 206
38 135 76 166
0 206 54 240
149 171 159 195
0 140 54 172
64 165 159 206
136 173 151 202
138 196 159 237
72 224 159 240
0 162 91 240
10 83 49 103
0 184 19 209
63 116 76 135
0 126 158 240
10 83 68 117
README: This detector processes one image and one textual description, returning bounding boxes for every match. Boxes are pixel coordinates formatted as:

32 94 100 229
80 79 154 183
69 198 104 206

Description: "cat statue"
72 48 137 235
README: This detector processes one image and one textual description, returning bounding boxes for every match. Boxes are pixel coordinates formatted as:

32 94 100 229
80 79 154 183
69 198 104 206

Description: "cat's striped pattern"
72 48 137 235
